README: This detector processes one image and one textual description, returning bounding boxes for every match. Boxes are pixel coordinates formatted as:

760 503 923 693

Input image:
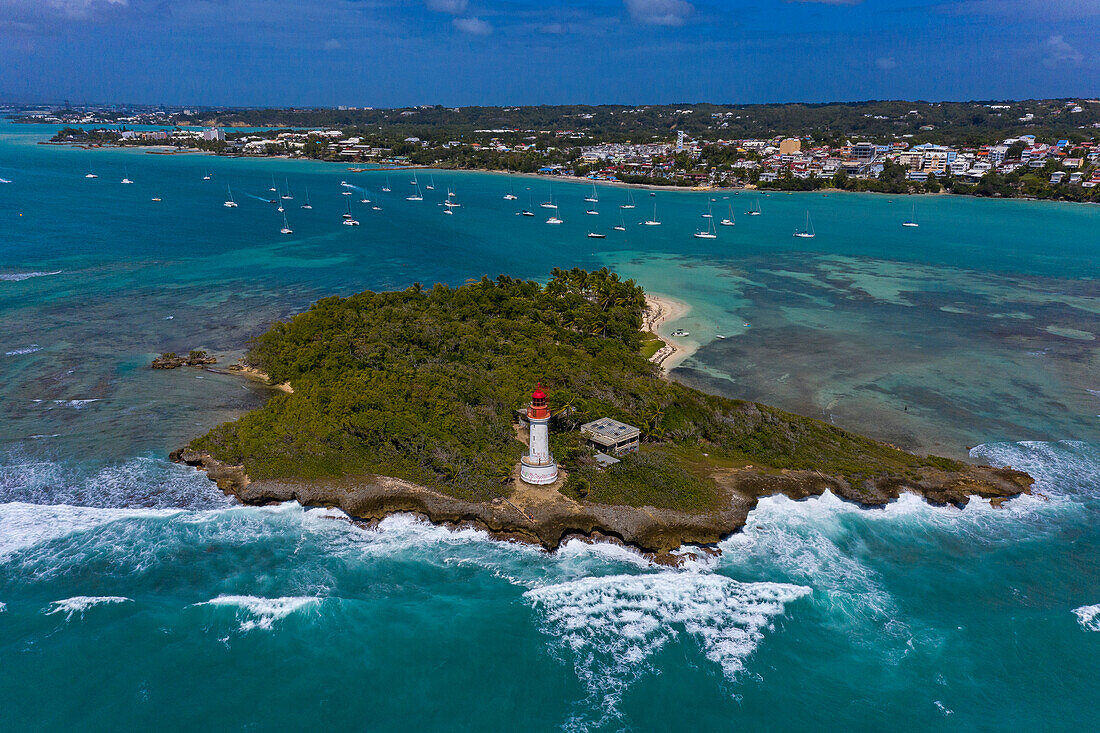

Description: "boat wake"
1073 604 1100 632
1 270 62 282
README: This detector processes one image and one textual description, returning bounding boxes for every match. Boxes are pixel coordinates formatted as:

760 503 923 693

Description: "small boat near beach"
793 211 815 239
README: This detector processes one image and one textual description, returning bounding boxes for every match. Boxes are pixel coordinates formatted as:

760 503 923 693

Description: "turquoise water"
1 121 1098 731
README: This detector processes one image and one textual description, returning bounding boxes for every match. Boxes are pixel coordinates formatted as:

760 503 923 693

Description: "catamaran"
903 205 919 227
745 199 762 216
503 184 518 201
121 169 133 184
301 187 313 209
793 211 815 238
203 169 211 180
643 198 661 226
382 177 391 192
694 216 718 239
223 185 238 207
584 183 599 203
546 213 563 224
720 204 735 226
621 191 636 209
280 212 293 235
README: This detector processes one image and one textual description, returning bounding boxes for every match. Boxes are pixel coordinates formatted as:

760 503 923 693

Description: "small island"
172 268 1032 559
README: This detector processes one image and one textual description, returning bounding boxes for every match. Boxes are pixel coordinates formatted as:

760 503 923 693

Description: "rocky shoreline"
172 446 1033 563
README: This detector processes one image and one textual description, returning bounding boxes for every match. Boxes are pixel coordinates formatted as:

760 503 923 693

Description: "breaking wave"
197 595 320 632
1073 604 1100 632
0 270 62 282
46 595 132 621
4 345 41 356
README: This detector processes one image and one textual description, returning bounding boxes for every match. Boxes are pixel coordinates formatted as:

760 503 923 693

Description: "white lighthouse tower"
520 383 558 485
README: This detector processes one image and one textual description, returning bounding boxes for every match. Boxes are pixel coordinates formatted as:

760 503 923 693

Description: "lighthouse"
520 383 558 485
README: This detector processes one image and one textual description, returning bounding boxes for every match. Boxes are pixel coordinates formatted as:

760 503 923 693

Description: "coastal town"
20 98 1100 201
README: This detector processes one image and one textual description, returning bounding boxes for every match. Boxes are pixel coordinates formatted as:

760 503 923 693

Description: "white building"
520 384 558 485
202 127 224 141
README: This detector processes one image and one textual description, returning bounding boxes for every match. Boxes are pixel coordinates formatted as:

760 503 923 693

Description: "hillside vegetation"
191 268 963 506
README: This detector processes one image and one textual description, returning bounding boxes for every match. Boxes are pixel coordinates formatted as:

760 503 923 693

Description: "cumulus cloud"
427 0 468 14
453 16 492 35
1042 34 1083 66
875 56 897 69
625 0 694 26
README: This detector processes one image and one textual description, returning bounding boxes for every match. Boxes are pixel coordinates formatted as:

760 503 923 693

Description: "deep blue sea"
1 120 1098 731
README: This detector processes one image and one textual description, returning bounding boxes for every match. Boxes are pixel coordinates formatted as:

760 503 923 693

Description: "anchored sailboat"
745 199 762 216
903 205 919 227
643 197 661 226
280 212 293 234
301 187 313 209
613 210 626 231
621 191 636 209
584 183 598 203
793 211 815 238
694 216 718 239
720 204 735 226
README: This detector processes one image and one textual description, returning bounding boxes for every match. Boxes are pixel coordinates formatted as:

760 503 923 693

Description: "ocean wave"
0 452 235 509
197 595 320 631
0 601 6 613
0 270 62 282
30 398 101 409
46 595 132 621
0 502 182 561
1073 604 1100 632
4 345 41 356
970 440 1100 500
525 572 809 727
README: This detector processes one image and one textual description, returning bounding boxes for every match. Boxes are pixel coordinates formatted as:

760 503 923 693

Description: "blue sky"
0 0 1097 106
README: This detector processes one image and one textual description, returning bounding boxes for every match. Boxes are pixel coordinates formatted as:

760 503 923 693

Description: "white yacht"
223 185 238 207
793 211 815 238
745 199 762 216
382 177 391 192
406 180 424 201
269 175 277 193
903 205 919 227
613 210 626 231
301 187 313 210
203 170 212 180
503 184 518 201
280 212 293 234
621 191 636 209
425 175 435 191
546 215 563 224
720 204 735 226
281 178 293 200
587 232 606 239
643 198 661 226
584 183 598 203
694 217 717 239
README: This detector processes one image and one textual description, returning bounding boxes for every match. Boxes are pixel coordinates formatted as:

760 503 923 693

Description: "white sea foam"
1 270 62 282
30 398 102 409
198 595 320 631
0 602 6 613
0 502 180 561
972 440 1100 500
4 345 41 356
1073 604 1100 632
46 595 132 621
525 572 809 726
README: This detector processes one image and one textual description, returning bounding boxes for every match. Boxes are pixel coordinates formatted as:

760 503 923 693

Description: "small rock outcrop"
151 350 217 369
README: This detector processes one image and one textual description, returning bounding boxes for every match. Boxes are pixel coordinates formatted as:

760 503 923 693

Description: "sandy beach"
644 293 695 373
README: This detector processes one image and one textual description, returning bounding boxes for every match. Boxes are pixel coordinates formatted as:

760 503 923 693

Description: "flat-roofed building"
581 418 641 455
779 138 801 155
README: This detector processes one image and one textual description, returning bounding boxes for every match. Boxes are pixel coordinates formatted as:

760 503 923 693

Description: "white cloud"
1042 34 1083 66
427 0 468 14
323 38 342 50
453 16 492 35
625 0 694 26
875 56 897 70
46 0 127 19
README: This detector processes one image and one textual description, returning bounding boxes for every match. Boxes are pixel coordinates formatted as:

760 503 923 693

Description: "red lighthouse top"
528 383 549 420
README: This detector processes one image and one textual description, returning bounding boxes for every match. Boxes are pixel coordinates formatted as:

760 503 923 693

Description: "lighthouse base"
520 457 559 485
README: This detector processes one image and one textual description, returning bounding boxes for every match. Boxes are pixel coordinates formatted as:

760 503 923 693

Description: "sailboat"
85 170 98 179
521 189 535 216
301 187 313 209
203 169 211 181
443 189 460 208
121 168 133 184
425 175 435 191
503 184 518 201
280 212 293 234
342 198 360 225
587 231 606 239
720 204 735 226
621 191 636 209
281 178 293 200
223 185 238 207
694 216 718 239
586 208 598 215
903 205 919 227
745 199 762 216
269 175 277 193
540 185 557 209
406 179 424 201
702 199 713 218
546 214 563 224
340 180 352 196
613 210 626 231
584 183 599 203
643 198 661 226
382 177 391 192
793 211 815 238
